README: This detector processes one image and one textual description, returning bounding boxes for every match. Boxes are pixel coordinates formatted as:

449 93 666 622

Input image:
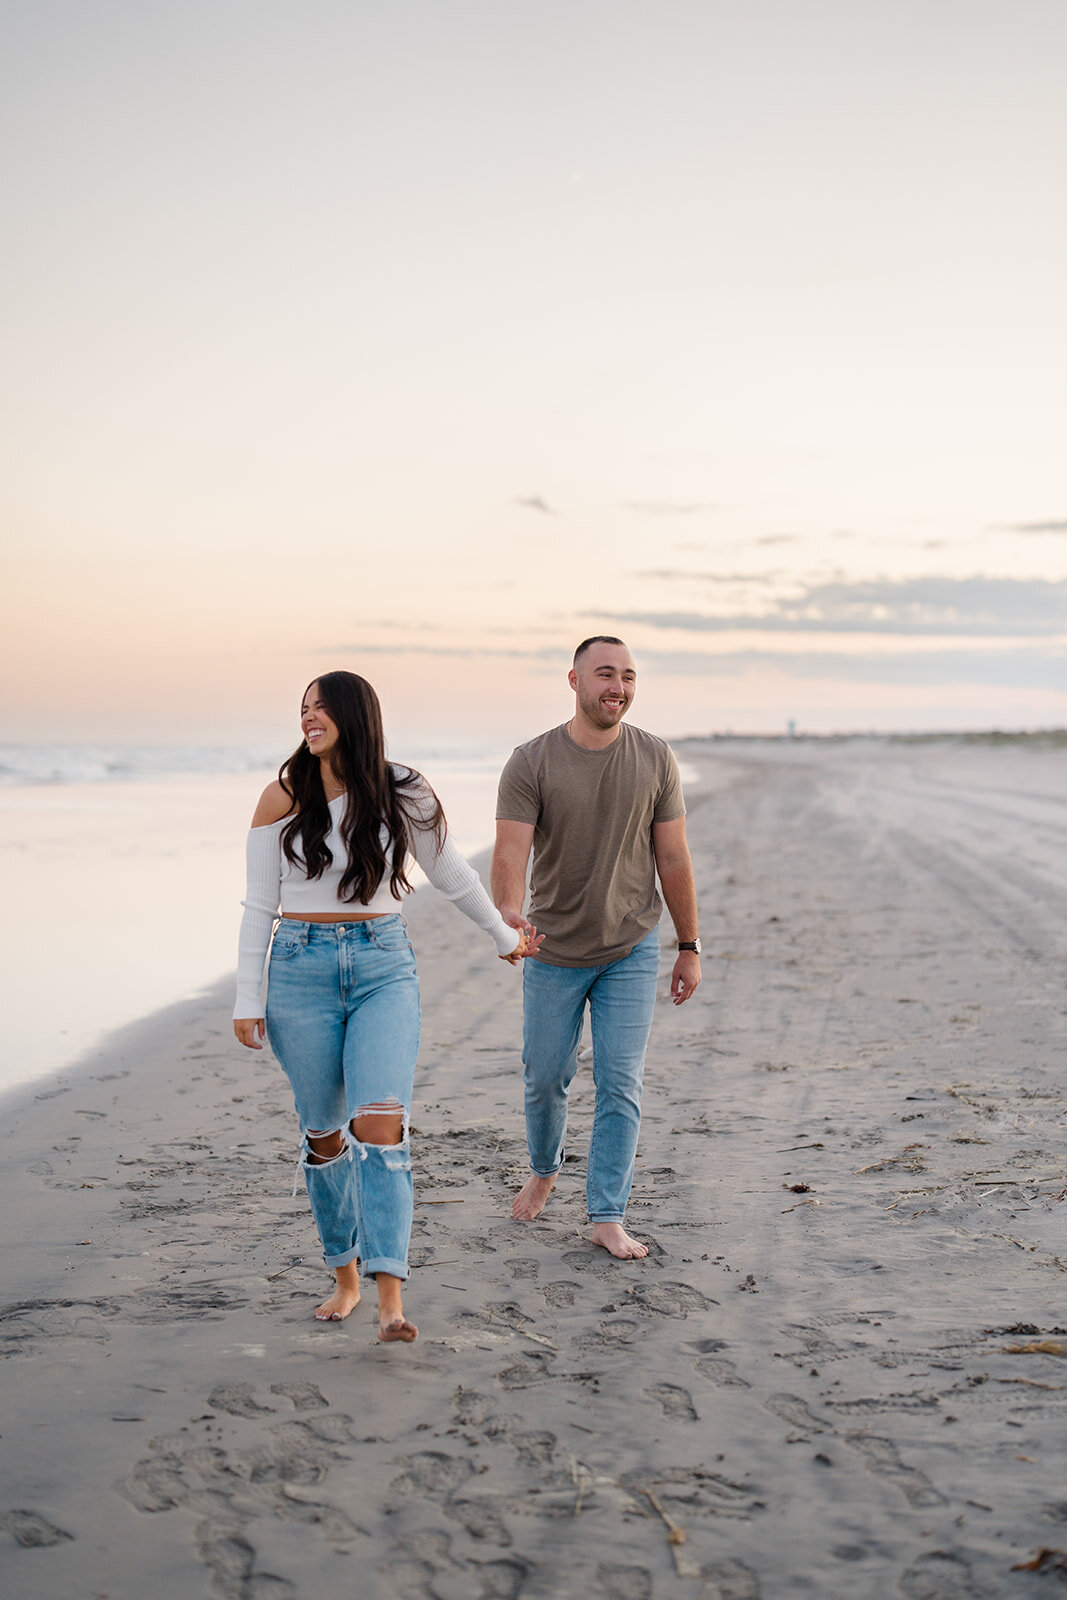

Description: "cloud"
322 634 1067 693
607 576 1067 637
513 495 557 515
635 568 782 586
632 645 1067 691
323 642 562 663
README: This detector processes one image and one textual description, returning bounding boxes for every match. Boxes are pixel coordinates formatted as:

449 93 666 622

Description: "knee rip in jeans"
305 1127 347 1166
350 1099 410 1170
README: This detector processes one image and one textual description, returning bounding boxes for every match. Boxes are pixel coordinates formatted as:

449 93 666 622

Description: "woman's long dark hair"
278 671 444 902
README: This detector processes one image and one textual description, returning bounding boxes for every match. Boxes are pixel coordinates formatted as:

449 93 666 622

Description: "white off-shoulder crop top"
234 771 519 1017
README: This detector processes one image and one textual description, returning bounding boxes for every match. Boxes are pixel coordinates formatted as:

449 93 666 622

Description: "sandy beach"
2 736 1066 1600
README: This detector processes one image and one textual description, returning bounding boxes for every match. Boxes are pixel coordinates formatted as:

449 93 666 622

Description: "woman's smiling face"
300 681 340 761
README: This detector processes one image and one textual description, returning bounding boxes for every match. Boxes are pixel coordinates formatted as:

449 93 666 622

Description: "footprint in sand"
496 1351 560 1392
390 1451 476 1496
119 1410 363 1544
824 1391 940 1417
452 1386 513 1442
560 1247 629 1274
444 1491 513 1547
762 1393 826 1435
695 1355 751 1389
117 1453 189 1514
577 1317 642 1350
504 1256 540 1279
194 1521 294 1600
451 1387 556 1467
269 1381 328 1412
0 1508 74 1548
698 1559 762 1599
207 1382 276 1418
780 1322 851 1365
842 1433 946 1509
899 1550 987 1599
393 1527 459 1598
130 1284 240 1324
646 1381 698 1421
393 1528 527 1600
611 1281 716 1319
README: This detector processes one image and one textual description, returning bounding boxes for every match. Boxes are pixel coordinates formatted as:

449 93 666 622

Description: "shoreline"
0 756 500 1101
2 740 1066 1597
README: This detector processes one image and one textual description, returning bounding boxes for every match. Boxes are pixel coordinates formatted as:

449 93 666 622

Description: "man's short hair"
573 635 627 666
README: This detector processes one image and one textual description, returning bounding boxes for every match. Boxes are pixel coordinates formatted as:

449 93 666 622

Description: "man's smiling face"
569 643 637 731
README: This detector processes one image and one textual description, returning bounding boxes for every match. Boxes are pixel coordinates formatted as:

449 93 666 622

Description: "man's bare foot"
512 1171 557 1221
379 1316 418 1343
375 1271 416 1342
591 1222 649 1259
315 1261 361 1321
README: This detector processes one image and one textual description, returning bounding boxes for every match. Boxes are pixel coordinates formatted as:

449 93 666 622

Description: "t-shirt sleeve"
653 747 686 823
495 747 541 825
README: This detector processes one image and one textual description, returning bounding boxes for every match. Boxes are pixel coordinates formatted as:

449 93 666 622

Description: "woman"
234 671 535 1342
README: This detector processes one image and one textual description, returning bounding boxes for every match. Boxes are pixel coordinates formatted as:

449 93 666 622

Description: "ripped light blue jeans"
265 915 420 1278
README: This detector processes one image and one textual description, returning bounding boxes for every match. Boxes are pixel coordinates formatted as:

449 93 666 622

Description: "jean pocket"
270 934 304 962
370 920 411 953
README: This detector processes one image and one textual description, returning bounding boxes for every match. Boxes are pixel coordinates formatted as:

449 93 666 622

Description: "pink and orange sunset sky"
4 0 1066 751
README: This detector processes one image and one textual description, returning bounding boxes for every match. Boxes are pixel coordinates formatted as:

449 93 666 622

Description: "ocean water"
0 743 512 1097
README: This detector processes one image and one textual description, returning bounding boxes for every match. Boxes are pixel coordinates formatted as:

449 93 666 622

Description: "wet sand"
2 737 1066 1599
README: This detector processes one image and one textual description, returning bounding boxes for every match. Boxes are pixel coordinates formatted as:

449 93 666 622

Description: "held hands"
234 1018 265 1049
670 951 701 1005
498 910 545 965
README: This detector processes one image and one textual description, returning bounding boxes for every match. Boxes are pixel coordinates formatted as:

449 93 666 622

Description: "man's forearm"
491 854 527 916
491 823 534 919
658 856 699 942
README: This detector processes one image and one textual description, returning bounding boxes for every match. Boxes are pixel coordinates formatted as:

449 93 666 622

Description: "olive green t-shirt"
495 721 685 968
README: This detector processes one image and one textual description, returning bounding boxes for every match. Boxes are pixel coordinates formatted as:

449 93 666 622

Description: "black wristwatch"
677 939 702 954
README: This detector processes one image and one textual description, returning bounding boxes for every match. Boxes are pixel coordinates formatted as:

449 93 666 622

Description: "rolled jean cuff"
589 1213 625 1224
361 1255 410 1281
323 1242 362 1270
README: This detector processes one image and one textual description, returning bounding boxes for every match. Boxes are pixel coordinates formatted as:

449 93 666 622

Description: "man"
492 635 701 1260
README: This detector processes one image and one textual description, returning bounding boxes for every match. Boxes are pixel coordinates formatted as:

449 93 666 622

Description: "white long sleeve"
407 820 521 957
233 821 284 1018
400 775 520 957
233 786 519 1019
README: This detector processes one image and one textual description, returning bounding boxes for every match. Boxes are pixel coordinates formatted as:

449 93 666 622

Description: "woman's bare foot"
379 1316 418 1343
314 1261 361 1321
591 1221 649 1259
376 1272 417 1343
512 1171 557 1220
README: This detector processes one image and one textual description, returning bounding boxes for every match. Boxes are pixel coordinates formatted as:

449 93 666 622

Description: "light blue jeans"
521 929 660 1222
265 916 420 1278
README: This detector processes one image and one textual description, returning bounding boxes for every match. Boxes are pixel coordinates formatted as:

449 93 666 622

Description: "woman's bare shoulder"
250 780 295 828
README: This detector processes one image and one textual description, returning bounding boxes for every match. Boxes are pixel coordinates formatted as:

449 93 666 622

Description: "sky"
3 0 1066 750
